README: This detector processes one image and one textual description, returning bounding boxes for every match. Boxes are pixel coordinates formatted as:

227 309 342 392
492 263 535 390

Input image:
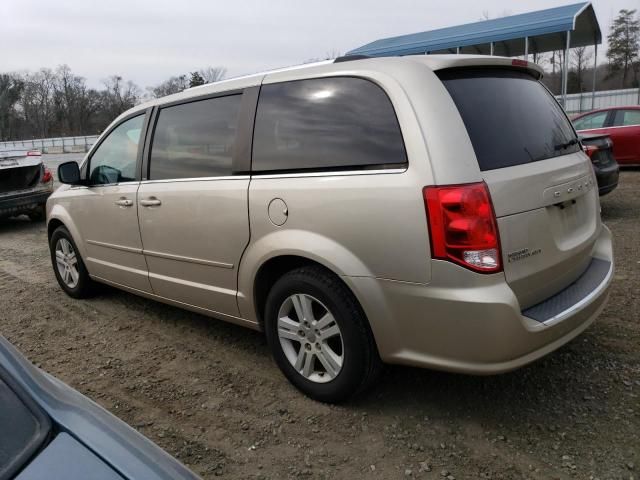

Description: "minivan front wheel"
264 266 381 403
50 226 96 298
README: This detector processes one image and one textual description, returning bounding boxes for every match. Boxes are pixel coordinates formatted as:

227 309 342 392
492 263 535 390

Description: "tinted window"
613 109 640 127
89 114 144 185
149 95 241 180
252 77 406 172
0 375 50 479
574 111 609 130
438 69 580 171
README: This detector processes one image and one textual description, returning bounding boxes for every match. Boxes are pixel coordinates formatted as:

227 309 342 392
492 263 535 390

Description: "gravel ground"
0 156 638 479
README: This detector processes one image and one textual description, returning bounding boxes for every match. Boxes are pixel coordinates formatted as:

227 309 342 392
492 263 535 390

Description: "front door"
71 113 152 292
137 93 250 316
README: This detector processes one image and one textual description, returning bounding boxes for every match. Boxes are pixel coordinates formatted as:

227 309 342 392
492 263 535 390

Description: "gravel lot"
1 155 638 479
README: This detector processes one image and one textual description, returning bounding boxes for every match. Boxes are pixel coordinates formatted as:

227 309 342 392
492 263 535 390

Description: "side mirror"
58 161 82 185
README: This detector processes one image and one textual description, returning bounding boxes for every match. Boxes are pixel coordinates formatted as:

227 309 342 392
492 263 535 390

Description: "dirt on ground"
0 161 638 479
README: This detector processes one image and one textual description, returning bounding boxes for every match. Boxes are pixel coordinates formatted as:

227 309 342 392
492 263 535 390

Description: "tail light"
583 145 599 158
42 167 53 183
27 150 42 156
583 145 601 165
423 182 502 273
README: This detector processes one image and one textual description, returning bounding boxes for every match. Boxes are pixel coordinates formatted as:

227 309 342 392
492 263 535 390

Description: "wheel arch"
252 255 334 328
237 230 376 326
47 206 88 261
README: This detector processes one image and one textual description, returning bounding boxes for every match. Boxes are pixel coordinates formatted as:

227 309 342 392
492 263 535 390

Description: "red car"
573 106 640 166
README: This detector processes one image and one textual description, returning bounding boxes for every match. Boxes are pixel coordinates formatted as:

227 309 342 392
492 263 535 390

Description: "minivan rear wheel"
264 266 381 403
49 226 97 298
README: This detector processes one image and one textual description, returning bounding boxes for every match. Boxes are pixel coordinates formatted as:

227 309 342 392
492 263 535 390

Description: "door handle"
140 197 162 207
114 198 133 207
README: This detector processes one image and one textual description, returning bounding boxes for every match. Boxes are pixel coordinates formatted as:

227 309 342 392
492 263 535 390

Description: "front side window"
252 77 406 172
149 95 242 180
89 114 144 185
613 109 640 127
573 111 609 130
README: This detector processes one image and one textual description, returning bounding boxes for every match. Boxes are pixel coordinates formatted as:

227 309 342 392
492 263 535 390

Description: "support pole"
524 37 529 59
490 42 494 55
562 31 571 108
456 46 460 54
591 43 598 110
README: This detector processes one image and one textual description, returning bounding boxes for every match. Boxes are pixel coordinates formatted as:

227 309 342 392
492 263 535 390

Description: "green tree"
189 71 205 88
606 9 640 87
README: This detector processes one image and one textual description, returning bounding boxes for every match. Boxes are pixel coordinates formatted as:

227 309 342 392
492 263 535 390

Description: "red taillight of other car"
423 182 502 273
42 167 53 183
583 145 599 158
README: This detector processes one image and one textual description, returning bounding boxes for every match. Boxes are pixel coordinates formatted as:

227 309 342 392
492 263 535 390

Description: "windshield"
438 68 580 171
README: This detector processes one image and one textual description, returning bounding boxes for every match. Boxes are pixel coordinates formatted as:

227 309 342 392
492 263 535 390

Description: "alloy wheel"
277 293 344 383
55 238 79 288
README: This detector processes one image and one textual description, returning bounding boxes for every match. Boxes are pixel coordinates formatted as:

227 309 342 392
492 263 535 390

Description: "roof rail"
333 55 371 63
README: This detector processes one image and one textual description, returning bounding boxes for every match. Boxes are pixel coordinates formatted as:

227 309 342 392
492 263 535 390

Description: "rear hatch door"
0 152 43 196
439 68 601 308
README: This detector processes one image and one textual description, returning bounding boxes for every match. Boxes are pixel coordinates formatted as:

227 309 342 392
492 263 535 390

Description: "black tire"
264 265 381 403
49 225 97 298
28 205 46 222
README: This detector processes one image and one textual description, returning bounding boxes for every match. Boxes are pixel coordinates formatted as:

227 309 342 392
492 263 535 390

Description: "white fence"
557 88 640 114
0 135 99 153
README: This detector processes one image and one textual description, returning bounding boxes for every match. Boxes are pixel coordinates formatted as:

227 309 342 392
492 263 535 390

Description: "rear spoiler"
410 54 545 79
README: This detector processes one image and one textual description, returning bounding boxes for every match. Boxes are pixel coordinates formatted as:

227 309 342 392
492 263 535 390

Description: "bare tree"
198 66 226 83
303 49 342 64
149 75 189 98
1 65 142 140
20 68 57 138
571 46 593 92
0 73 24 141
102 75 141 120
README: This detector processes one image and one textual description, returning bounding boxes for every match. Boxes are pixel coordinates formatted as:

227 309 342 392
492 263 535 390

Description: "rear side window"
612 109 640 127
252 77 406 172
438 69 580 171
149 95 241 180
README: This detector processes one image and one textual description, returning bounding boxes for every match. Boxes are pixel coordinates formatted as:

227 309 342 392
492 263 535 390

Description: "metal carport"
346 2 602 108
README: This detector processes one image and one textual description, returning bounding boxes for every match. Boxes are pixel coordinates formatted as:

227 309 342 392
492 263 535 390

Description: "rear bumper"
593 162 619 196
348 225 613 374
0 190 51 217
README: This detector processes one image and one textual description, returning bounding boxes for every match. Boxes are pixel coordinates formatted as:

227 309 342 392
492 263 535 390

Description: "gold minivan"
48 55 614 402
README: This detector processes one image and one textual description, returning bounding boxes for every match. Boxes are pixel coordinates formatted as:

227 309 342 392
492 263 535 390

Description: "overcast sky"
0 0 636 89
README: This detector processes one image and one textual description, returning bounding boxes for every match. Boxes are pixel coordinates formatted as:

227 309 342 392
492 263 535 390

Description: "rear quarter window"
252 77 406 172
613 109 640 127
438 68 580 171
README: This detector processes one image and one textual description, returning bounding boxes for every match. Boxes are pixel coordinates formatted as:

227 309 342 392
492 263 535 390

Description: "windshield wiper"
553 138 579 151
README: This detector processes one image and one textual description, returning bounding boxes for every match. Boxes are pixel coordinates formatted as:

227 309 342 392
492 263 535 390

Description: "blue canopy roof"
348 2 601 58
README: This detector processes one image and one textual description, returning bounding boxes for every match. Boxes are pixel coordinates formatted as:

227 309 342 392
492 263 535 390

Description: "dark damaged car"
579 133 619 196
0 150 53 221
